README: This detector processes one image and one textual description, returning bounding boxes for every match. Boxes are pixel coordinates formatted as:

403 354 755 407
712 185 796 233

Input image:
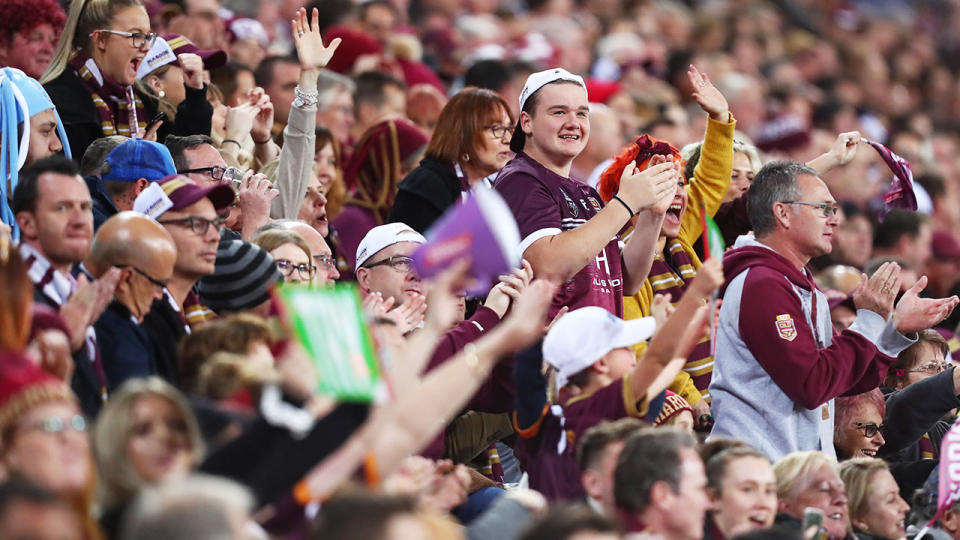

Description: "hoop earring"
461 154 469 162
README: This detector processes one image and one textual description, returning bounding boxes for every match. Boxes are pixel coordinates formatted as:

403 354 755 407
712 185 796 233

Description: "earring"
461 154 469 162
158 90 165 98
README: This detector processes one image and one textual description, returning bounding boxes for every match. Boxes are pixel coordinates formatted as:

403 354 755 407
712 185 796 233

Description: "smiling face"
781 464 849 539
92 5 152 86
854 469 909 539
660 172 686 239
522 82 590 173
1 23 59 79
16 172 93 271
125 394 194 484
712 456 777 537
834 401 885 459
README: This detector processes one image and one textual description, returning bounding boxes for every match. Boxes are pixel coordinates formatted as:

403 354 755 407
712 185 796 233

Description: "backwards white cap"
543 306 656 388
355 222 426 268
517 67 586 112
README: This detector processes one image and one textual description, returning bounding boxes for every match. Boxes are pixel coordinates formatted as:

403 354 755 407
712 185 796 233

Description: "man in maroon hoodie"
709 160 958 461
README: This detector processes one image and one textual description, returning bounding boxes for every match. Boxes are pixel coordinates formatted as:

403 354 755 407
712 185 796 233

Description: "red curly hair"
597 134 683 203
0 0 66 43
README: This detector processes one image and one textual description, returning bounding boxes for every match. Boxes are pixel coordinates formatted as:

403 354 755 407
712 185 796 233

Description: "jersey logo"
587 197 601 210
559 188 579 217
775 314 797 341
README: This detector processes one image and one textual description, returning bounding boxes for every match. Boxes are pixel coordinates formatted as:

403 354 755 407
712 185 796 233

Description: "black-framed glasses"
315 254 335 271
276 259 317 279
362 255 414 273
784 201 840 218
129 266 169 289
20 414 87 436
853 422 884 438
485 124 514 139
157 216 227 235
909 362 948 375
177 166 242 185
93 29 157 49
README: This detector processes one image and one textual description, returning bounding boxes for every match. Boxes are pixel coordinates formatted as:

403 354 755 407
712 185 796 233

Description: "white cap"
355 222 426 268
137 38 177 80
517 67 586 112
543 307 656 388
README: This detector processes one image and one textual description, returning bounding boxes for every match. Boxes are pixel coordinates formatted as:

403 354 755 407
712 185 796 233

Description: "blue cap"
101 139 176 182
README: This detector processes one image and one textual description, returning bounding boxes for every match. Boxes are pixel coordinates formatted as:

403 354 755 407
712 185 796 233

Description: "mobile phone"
145 111 166 132
802 507 826 540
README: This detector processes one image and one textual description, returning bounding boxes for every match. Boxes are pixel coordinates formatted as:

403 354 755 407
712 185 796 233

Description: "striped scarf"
648 238 715 400
67 50 146 137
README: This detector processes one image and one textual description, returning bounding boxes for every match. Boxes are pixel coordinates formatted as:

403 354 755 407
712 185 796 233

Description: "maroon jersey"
494 152 624 319
513 376 648 501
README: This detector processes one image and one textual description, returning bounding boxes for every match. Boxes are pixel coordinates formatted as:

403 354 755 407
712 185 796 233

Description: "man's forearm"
621 210 666 296
525 203 631 283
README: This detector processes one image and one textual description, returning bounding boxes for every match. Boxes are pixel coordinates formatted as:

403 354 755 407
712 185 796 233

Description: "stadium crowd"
4 0 960 539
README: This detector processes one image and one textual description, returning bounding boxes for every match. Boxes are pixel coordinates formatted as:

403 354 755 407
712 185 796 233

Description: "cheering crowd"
5 0 960 539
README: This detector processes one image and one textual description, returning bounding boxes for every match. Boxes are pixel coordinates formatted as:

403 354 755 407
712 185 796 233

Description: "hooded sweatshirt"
708 235 916 460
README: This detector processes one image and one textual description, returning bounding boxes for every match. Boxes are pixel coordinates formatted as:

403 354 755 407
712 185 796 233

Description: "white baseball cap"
137 37 177 80
355 222 427 268
511 67 587 153
544 307 656 388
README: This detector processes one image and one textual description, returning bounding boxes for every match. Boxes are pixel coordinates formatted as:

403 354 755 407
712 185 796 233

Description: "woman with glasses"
387 87 515 234
0 356 103 540
876 330 960 498
833 389 886 460
41 0 158 159
251 229 316 285
838 458 910 540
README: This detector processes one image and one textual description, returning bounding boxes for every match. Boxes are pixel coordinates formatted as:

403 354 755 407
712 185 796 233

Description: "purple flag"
863 138 917 217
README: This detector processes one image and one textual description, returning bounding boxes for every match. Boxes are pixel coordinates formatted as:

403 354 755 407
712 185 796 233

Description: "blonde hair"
773 450 838 501
42 0 145 84
135 65 177 120
197 351 280 400
251 228 312 262
838 458 890 522
93 377 205 509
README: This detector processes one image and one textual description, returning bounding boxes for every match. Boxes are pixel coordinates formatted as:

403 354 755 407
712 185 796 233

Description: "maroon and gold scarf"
68 50 147 137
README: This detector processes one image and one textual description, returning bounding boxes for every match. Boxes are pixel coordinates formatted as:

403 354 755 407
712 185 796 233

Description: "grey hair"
120 474 253 540
316 70 356 110
748 160 815 237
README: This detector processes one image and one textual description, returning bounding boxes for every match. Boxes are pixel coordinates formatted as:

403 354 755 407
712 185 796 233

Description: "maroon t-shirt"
513 376 647 501
494 153 624 319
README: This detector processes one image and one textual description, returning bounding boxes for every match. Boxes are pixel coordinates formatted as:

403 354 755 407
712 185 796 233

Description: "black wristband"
222 139 242 148
253 135 272 145
612 195 635 218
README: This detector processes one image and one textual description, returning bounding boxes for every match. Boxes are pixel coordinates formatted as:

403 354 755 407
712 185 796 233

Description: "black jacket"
94 302 157 391
140 295 185 388
44 68 212 163
387 157 461 233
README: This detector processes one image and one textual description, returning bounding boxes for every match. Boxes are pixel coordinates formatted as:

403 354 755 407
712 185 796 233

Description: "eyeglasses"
315 254 335 271
784 201 840 218
129 266 169 289
276 259 317 279
853 422 885 438
485 125 514 139
158 216 227 235
178 166 243 185
909 362 948 375
20 414 87 436
93 29 157 49
362 255 414 273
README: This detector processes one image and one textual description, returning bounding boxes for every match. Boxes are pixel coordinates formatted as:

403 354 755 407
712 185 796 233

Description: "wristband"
612 194 635 218
222 139 242 149
252 135 272 145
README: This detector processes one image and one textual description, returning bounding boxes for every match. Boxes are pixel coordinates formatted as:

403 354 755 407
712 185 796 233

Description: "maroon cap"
825 289 856 312
932 230 960 261
158 174 234 212
162 33 227 71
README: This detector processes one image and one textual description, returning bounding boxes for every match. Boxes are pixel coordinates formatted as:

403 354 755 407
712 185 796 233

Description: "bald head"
88 212 177 277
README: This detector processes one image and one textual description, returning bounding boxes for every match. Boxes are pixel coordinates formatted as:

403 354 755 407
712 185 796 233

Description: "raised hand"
690 257 723 298
853 261 900 321
483 259 534 318
498 279 558 351
893 276 960 334
177 53 204 90
422 258 474 331
292 7 341 73
225 104 257 142
688 65 729 121
651 292 674 331
246 87 275 144
807 131 861 174
236 170 278 237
